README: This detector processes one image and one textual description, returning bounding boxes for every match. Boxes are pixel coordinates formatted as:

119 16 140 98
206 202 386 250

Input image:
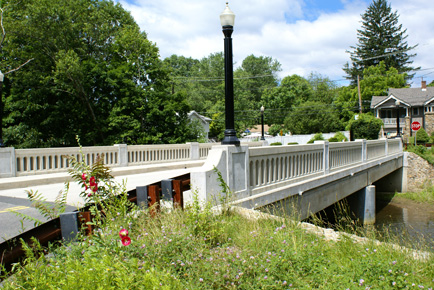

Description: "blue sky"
115 0 434 87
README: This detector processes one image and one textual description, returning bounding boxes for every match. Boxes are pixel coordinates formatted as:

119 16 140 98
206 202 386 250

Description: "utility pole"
357 75 362 114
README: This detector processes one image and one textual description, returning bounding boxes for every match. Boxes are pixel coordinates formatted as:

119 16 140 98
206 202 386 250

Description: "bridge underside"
235 155 403 221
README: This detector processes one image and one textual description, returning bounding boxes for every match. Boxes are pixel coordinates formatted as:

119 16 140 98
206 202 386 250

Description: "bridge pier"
349 185 376 225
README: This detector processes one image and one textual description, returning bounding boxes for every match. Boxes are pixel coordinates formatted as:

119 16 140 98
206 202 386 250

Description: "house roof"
188 110 212 123
371 87 434 109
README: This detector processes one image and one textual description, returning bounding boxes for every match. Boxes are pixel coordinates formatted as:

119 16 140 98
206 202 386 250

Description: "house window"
413 107 419 116
380 109 392 118
425 106 434 113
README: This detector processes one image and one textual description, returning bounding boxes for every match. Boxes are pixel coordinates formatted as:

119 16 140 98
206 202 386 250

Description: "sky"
115 0 434 87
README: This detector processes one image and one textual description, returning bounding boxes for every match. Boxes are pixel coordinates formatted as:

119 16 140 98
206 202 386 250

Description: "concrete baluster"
189 142 199 160
115 144 128 167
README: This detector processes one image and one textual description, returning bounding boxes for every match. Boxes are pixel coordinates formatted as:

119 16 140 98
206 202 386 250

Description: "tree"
347 113 383 140
284 100 343 135
235 55 281 104
261 75 313 125
2 0 192 147
343 0 418 84
335 62 407 123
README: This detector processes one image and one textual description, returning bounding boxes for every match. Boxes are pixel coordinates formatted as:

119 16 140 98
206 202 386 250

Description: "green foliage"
3 205 434 289
335 62 407 121
307 133 325 144
287 142 298 145
268 124 286 136
329 132 348 142
406 144 434 165
347 113 383 140
284 100 343 134
2 0 192 147
416 127 430 144
270 142 282 146
261 75 313 125
343 0 417 83
164 53 281 141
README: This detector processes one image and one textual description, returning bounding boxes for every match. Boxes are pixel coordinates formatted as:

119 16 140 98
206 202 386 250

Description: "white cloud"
117 0 434 85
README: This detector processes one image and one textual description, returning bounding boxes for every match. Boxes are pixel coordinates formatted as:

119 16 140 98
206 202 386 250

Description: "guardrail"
0 174 191 279
0 142 264 178
248 139 402 192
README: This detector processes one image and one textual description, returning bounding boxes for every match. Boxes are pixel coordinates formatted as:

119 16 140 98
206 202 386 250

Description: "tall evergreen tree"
343 0 418 84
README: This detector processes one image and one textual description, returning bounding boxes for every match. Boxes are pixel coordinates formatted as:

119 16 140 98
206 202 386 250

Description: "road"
0 168 193 241
0 195 76 241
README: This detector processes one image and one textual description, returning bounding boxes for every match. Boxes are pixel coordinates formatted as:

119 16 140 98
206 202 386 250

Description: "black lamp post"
0 71 4 147
220 2 240 146
395 100 400 137
260 105 265 140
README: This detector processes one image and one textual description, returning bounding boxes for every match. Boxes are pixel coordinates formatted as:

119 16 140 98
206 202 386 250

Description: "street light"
260 105 265 140
395 100 400 137
0 71 4 147
220 2 240 146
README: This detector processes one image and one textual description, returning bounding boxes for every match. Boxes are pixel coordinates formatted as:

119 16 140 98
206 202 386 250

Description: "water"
375 195 434 251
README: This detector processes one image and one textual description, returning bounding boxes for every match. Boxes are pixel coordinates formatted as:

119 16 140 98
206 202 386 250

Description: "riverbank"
2 199 433 289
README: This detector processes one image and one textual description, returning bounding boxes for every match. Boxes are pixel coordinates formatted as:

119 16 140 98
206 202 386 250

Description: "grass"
1 196 434 289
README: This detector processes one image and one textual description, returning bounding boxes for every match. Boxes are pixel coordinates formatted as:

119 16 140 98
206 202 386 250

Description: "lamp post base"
221 129 240 145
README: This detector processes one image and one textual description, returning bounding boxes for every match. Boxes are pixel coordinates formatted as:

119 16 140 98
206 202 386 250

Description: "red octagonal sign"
411 121 421 131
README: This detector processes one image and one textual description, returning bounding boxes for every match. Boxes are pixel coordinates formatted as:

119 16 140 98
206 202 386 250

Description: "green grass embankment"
2 198 433 289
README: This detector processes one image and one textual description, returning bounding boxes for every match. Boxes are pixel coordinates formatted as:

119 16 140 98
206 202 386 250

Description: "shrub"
416 127 430 144
347 113 383 140
270 142 282 146
268 124 287 136
287 142 298 145
307 133 324 144
329 132 348 142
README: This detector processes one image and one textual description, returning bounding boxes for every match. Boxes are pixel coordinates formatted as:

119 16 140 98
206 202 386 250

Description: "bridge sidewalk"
0 160 203 207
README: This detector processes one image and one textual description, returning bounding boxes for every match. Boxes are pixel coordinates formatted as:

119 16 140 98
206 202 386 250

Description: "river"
376 195 434 251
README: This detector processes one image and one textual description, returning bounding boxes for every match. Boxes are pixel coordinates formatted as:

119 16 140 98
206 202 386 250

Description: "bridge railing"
249 144 324 188
247 139 402 193
1 142 264 178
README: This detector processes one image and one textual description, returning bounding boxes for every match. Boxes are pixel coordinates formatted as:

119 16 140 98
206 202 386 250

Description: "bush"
329 132 348 142
287 142 298 145
270 142 282 146
416 127 430 144
268 124 288 137
347 113 383 140
307 133 324 144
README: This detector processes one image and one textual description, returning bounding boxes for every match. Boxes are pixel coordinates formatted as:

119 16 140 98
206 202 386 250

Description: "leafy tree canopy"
335 61 407 123
2 0 193 147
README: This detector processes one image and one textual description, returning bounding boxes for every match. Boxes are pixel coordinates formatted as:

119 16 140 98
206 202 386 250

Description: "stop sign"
411 121 421 131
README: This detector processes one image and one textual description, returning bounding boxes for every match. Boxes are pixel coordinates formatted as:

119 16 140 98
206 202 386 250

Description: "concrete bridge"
190 138 404 224
0 139 404 225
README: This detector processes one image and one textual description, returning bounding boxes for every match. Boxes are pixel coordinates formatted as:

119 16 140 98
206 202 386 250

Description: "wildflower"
119 228 131 246
359 279 364 286
121 236 131 246
119 229 129 238
199 278 204 282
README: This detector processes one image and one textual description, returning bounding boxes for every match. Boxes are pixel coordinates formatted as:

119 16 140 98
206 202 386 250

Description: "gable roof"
188 110 212 124
371 87 434 108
